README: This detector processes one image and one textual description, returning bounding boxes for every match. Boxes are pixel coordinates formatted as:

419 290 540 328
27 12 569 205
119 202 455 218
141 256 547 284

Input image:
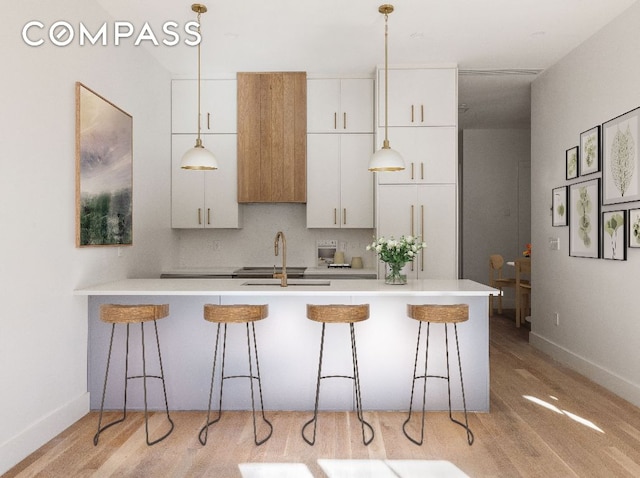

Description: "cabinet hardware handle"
334 208 337 225
410 205 414 236
411 162 414 180
207 208 211 225
343 208 347 225
421 105 424 123
343 112 347 130
198 208 202 225
421 162 424 180
334 112 337 130
207 112 210 130
421 205 425 271
411 105 414 123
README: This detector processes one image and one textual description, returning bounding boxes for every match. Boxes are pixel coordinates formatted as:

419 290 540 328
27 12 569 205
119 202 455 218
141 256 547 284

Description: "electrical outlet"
554 312 560 326
549 237 560 250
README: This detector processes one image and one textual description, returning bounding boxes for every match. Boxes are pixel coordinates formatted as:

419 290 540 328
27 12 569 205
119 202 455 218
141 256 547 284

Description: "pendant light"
369 4 405 172
181 3 218 170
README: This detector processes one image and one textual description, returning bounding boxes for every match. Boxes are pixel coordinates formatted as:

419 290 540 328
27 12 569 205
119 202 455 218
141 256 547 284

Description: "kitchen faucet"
273 231 287 287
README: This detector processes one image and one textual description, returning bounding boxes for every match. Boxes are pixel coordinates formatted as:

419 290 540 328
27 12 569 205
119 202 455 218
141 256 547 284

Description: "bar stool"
199 304 273 446
302 304 374 446
403 304 474 446
94 304 174 446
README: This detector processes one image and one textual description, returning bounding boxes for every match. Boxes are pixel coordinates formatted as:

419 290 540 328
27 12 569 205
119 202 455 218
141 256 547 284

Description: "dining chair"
515 258 531 327
488 254 516 316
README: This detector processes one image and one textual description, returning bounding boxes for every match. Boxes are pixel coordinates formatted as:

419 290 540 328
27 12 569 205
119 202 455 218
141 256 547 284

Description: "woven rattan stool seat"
306 304 369 324
204 304 268 323
100 304 169 324
406 304 469 324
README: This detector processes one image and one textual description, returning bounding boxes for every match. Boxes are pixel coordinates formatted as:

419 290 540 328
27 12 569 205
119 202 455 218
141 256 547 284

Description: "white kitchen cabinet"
376 126 457 184
377 67 456 127
376 184 457 279
307 78 374 133
172 79 237 134
171 134 241 228
306 134 374 228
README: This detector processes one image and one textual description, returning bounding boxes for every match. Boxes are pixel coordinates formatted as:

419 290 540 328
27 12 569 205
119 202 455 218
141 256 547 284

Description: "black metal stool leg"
246 322 273 445
94 323 128 445
350 323 374 445
143 320 174 446
302 323 326 445
199 323 224 445
403 321 431 445
447 324 474 445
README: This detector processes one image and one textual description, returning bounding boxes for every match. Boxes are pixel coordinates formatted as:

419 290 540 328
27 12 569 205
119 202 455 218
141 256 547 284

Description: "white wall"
530 2 640 406
0 1 174 473
461 129 531 306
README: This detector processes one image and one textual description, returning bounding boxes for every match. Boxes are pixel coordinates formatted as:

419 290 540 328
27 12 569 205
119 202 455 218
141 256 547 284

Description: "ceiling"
97 0 637 129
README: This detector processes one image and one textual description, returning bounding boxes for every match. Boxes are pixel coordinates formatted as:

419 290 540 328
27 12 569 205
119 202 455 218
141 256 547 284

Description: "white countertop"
75 278 497 297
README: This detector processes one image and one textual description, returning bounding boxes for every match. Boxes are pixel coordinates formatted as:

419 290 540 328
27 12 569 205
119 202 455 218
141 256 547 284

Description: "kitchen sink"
242 279 330 287
234 266 306 279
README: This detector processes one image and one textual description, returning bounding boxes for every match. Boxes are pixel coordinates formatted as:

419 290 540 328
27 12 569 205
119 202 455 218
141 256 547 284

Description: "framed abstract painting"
75 82 133 247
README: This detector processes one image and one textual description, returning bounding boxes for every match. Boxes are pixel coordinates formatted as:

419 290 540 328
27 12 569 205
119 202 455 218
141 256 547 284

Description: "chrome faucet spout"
273 231 287 287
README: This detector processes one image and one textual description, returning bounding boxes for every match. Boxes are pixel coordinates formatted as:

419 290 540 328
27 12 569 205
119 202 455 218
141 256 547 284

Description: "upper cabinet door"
376 127 457 185
307 78 373 133
378 68 457 127
172 79 237 134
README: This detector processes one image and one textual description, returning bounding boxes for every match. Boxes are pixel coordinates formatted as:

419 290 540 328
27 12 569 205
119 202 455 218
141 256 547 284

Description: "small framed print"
579 125 600 176
566 146 579 180
602 106 640 205
602 210 626 260
629 208 640 249
552 186 568 226
569 178 600 258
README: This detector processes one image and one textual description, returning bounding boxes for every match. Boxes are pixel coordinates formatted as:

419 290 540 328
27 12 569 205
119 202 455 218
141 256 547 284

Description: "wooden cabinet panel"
237 72 307 203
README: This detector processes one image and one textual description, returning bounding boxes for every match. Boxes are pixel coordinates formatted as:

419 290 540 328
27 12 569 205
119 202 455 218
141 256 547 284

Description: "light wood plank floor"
6 314 640 477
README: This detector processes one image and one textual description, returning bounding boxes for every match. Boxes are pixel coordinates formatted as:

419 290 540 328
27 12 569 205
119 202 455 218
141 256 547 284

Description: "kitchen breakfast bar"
75 279 496 413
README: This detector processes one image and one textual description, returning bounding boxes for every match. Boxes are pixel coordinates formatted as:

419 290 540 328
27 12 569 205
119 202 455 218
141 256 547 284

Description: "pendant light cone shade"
181 4 218 171
369 4 404 172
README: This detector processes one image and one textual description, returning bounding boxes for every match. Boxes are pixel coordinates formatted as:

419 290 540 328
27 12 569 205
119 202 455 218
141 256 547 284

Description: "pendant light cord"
196 10 202 146
383 11 389 148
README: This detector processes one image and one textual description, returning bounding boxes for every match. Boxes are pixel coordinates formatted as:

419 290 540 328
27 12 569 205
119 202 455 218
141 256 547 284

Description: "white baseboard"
529 332 640 408
0 393 90 476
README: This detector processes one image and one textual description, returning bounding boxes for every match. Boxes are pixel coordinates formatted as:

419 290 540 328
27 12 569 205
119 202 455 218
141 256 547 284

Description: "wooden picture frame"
566 146 579 180
552 186 568 226
76 82 133 247
602 106 640 205
569 178 600 258
602 210 626 260
628 208 640 249
579 125 600 176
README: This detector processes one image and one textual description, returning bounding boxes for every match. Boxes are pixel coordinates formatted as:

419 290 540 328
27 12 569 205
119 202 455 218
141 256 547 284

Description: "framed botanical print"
569 178 600 258
552 186 568 226
602 107 640 205
76 82 133 247
579 125 600 176
566 146 579 180
602 210 626 260
629 208 640 249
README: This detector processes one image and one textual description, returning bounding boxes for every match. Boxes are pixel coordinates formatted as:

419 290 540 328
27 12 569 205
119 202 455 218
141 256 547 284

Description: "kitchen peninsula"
76 278 496 413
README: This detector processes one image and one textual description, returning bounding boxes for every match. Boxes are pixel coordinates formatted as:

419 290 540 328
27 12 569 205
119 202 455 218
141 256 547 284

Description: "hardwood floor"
6 314 640 477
